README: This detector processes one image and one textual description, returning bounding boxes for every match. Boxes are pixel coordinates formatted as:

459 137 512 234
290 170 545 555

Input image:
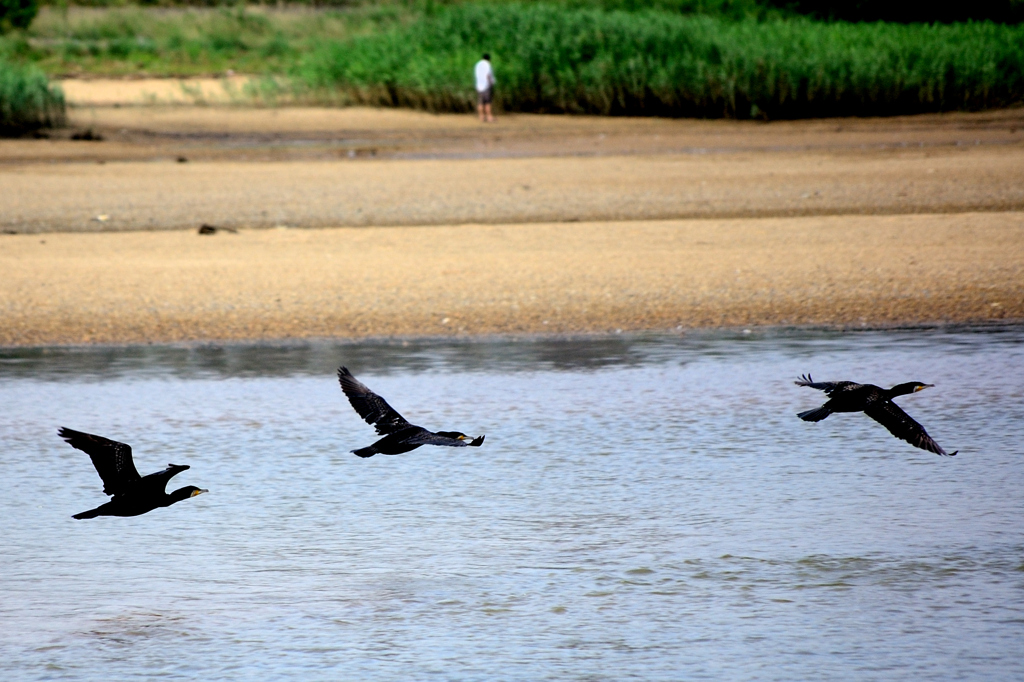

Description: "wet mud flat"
1 103 1023 233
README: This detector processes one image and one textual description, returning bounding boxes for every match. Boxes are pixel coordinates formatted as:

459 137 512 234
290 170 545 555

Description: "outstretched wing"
337 367 410 435
795 374 859 395
405 432 485 448
58 427 142 496
864 401 955 456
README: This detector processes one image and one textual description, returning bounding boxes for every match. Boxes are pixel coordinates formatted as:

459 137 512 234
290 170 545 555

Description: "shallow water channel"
2 328 1023 680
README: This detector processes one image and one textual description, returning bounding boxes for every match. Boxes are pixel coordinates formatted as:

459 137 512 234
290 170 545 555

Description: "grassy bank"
0 59 64 134
5 3 1024 118
3 5 403 76
30 0 1024 24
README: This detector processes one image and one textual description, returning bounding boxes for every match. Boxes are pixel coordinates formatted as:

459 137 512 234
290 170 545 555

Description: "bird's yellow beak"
457 435 468 441
191 488 209 497
914 384 935 392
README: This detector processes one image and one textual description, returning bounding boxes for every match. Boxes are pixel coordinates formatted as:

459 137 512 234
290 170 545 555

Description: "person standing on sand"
474 53 496 123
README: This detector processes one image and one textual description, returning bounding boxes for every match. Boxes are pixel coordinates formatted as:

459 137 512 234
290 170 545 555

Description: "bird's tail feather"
72 507 101 520
798 406 832 422
352 446 377 458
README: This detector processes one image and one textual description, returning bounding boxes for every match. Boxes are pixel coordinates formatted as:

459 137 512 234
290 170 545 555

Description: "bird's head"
437 431 486 447
891 381 934 396
170 485 209 503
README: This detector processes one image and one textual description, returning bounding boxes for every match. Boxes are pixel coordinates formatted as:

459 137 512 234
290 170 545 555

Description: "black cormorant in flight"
338 366 485 458
59 427 208 519
794 375 956 456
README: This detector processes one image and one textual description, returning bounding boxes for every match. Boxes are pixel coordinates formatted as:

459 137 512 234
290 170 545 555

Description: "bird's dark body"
59 427 206 519
75 494 182 519
355 426 427 457
797 382 887 418
338 366 485 458
794 374 956 456
72 466 194 519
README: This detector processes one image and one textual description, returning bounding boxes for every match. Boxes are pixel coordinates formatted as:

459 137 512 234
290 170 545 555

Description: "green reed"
0 58 64 134
293 3 1024 118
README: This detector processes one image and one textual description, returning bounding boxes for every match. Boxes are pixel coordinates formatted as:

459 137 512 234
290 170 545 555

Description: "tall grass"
9 5 404 76
0 58 64 134
293 3 1024 118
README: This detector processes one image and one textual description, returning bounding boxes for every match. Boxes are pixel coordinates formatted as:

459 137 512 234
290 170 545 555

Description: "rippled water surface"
2 329 1023 681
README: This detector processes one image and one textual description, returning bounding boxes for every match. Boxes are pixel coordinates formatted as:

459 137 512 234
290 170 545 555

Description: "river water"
1 328 1022 681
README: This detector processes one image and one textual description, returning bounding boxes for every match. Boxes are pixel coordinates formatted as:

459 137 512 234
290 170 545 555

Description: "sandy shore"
2 86 1022 345
2 213 1021 346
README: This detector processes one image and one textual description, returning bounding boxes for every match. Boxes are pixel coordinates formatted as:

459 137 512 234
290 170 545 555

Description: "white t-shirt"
474 60 495 92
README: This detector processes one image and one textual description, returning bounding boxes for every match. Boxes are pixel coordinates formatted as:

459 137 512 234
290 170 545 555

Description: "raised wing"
405 431 484 448
795 374 859 395
337 367 410 435
58 427 142 496
864 401 956 456
142 464 191 493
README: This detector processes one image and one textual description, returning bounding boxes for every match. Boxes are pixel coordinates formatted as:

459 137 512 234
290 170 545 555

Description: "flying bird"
794 375 956 456
338 366 485 458
59 427 208 519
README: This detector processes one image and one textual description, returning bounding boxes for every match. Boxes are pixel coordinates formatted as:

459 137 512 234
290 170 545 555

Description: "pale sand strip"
1 213 1021 346
4 146 1024 233
60 77 257 106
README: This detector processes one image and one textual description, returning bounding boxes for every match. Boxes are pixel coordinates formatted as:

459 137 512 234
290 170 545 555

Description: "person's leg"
478 102 485 122
484 103 494 122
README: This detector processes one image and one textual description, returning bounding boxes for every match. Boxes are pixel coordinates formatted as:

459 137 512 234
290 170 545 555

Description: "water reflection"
2 325 1022 381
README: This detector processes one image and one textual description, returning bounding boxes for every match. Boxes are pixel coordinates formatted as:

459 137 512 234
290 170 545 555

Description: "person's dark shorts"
477 87 494 105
